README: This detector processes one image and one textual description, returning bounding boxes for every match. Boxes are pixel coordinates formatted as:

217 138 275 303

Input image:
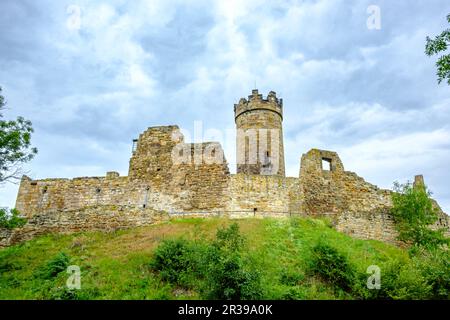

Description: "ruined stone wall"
128 125 230 213
15 173 185 217
298 149 398 243
227 174 290 217
9 126 231 248
128 125 182 184
0 228 14 248
0 206 168 248
169 142 230 212
335 210 398 244
7 122 449 248
299 149 392 215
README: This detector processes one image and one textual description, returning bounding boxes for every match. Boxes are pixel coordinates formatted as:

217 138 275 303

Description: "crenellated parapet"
234 89 283 121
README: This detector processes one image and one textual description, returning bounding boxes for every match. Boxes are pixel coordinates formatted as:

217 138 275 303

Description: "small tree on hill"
391 181 448 250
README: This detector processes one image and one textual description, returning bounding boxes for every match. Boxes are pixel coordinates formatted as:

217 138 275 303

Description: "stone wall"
335 210 398 244
298 149 398 243
170 142 230 212
227 174 290 217
1 205 169 247
5 125 449 248
299 149 392 215
0 228 14 247
4 126 232 247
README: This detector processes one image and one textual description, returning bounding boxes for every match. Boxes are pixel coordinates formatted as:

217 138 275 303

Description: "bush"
50 286 100 300
279 269 305 286
381 260 431 299
204 250 262 300
149 238 206 287
36 252 70 279
0 208 26 229
415 249 450 299
150 223 262 300
213 223 245 252
281 286 307 300
354 258 434 300
203 223 262 300
309 242 355 292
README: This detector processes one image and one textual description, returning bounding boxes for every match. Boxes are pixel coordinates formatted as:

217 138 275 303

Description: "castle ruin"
1 89 448 247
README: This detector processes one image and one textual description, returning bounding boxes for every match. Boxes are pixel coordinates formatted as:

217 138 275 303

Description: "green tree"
425 14 450 85
0 87 37 183
0 208 26 229
391 182 448 250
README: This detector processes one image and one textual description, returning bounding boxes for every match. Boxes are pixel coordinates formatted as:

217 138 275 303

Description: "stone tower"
234 89 285 176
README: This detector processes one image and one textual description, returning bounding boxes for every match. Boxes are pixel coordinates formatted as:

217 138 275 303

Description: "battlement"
234 89 283 121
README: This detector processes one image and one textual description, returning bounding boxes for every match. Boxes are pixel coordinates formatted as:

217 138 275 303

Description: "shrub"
149 238 206 287
415 249 450 299
382 260 431 299
50 286 100 300
204 250 262 300
354 259 433 300
279 269 305 286
309 242 355 292
281 286 306 300
36 252 70 279
150 223 262 300
0 208 26 229
213 223 245 252
203 224 262 300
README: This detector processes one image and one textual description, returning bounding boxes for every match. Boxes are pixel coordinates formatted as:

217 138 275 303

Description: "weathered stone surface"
235 90 285 176
3 90 448 248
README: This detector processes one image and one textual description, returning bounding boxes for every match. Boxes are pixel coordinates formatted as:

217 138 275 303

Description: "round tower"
234 89 285 176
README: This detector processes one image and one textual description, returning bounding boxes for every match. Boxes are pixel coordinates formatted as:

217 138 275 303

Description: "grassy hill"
0 217 447 300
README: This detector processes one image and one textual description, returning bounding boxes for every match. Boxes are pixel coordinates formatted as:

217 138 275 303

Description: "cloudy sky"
0 0 449 213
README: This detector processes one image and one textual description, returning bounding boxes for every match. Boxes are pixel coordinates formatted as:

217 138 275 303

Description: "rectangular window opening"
322 158 332 171
132 139 138 153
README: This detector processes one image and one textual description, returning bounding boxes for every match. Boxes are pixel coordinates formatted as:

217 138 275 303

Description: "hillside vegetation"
0 217 448 300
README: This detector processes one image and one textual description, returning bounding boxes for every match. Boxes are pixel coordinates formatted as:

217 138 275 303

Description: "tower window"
266 151 270 157
132 139 138 153
322 158 332 171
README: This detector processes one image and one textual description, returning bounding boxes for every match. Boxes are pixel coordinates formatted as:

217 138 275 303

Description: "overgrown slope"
0 217 447 300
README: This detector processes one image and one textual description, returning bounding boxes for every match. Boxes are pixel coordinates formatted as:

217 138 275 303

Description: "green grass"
0 217 416 300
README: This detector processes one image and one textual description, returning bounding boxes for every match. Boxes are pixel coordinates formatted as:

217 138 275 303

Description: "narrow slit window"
132 139 138 153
